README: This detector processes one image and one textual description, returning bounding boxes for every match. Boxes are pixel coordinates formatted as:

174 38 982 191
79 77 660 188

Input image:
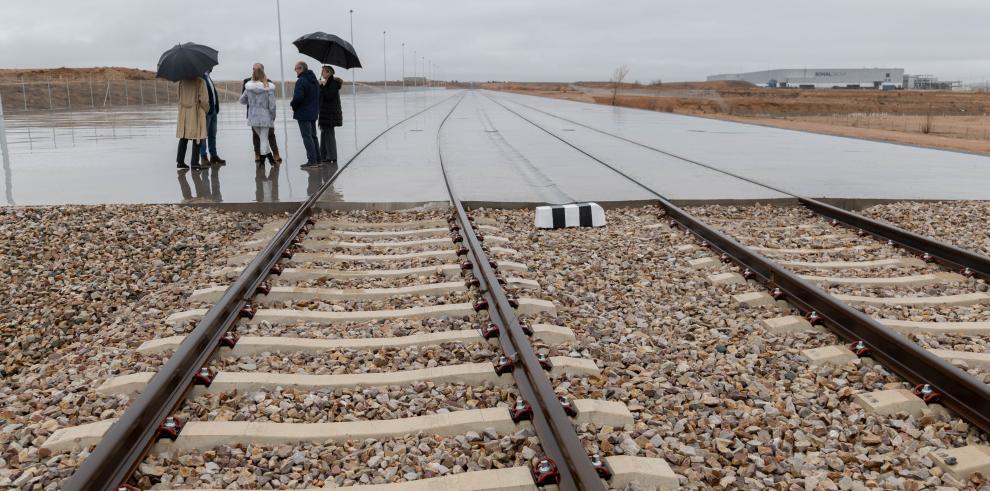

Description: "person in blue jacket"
290 61 321 168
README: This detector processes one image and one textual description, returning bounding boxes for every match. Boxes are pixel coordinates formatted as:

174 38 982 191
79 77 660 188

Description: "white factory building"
708 68 904 89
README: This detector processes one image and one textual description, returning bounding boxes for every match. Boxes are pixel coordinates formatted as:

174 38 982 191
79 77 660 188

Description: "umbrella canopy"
157 43 219 82
292 32 362 69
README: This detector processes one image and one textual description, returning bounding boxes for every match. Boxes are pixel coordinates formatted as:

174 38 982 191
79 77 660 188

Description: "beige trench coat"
175 78 209 140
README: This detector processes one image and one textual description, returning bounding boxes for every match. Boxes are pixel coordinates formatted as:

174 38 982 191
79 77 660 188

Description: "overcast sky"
3 0 990 83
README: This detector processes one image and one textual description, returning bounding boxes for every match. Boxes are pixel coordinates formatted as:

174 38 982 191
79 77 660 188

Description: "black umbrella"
156 43 219 82
292 32 362 69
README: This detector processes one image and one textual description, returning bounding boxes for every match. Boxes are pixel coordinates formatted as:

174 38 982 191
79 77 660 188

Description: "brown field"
0 67 157 82
0 68 256 112
485 81 990 155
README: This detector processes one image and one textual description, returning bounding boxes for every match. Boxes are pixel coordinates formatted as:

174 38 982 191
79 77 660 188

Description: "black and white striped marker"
535 203 606 229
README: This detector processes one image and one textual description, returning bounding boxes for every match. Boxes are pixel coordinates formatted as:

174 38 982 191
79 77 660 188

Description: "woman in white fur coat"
239 65 278 165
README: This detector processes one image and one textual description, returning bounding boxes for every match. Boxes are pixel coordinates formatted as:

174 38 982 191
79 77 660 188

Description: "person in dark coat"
290 61 321 168
241 63 282 164
318 65 343 164
198 69 226 166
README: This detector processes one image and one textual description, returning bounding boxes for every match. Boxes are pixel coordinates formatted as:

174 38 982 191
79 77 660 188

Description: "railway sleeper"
212 262 527 281
225 247 520 267
166 298 556 326
43 399 632 453
189 455 680 491
188 277 539 305
97 357 600 397
137 324 575 355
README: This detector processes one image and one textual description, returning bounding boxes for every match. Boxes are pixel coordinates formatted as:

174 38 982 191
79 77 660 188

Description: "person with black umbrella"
156 42 217 170
291 32 361 168
291 61 321 168
318 65 343 165
175 76 209 169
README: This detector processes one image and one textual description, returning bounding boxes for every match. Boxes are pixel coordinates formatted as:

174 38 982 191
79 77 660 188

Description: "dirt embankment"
485 81 990 156
0 67 157 82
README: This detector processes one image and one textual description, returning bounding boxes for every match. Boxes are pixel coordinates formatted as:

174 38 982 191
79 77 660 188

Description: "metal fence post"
47 80 53 110
21 77 27 111
0 90 13 205
124 80 129 106
154 80 159 105
65 79 71 110
105 80 112 107
139 80 144 106
89 78 95 108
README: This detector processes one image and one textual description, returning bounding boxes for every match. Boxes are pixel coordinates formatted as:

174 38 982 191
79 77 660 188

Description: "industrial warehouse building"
708 68 904 89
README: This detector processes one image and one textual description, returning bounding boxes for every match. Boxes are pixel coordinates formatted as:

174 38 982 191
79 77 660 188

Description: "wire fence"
0 79 301 114
0 78 433 114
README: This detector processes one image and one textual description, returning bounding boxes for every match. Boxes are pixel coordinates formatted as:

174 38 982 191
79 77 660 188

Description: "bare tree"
610 65 630 105
921 103 934 135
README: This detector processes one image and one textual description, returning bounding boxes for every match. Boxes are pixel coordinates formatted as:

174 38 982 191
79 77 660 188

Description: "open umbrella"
157 43 219 81
292 32 361 69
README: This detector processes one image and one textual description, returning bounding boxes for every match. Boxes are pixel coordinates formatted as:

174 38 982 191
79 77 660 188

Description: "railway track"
479 91 990 482
47 92 677 490
34 89 990 489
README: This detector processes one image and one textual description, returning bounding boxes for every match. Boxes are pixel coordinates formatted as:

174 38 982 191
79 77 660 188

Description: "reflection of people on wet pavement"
304 163 342 201
177 167 223 203
255 162 280 202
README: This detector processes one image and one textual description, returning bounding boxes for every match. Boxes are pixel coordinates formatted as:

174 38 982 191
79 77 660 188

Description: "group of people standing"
174 61 343 170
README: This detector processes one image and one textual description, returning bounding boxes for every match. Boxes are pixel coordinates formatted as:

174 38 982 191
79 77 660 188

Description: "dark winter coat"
290 69 320 121
319 77 343 128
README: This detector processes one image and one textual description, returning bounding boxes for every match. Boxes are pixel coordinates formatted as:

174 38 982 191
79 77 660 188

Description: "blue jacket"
201 73 219 115
290 69 320 121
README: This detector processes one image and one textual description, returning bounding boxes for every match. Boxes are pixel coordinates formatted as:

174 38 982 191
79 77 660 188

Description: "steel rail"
486 92 990 281
486 93 990 436
799 198 990 280
437 94 605 490
64 92 463 491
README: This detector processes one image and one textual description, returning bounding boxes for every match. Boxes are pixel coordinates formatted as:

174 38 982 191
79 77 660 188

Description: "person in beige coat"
175 77 209 169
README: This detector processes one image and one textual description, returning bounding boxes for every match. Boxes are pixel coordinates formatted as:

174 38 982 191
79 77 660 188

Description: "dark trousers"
319 125 337 162
252 127 280 157
177 138 201 164
297 120 319 164
199 112 218 158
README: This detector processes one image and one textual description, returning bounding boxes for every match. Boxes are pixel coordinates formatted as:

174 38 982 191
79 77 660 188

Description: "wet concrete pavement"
2 88 989 206
0 89 452 205
486 90 990 201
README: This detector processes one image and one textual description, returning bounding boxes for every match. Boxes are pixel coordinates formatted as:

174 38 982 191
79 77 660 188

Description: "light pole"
401 43 405 91
382 31 387 93
275 0 289 162
412 50 417 88
349 9 356 128
421 56 425 88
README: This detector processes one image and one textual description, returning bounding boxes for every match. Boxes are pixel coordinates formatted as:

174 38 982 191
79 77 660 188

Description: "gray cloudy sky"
3 0 990 83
